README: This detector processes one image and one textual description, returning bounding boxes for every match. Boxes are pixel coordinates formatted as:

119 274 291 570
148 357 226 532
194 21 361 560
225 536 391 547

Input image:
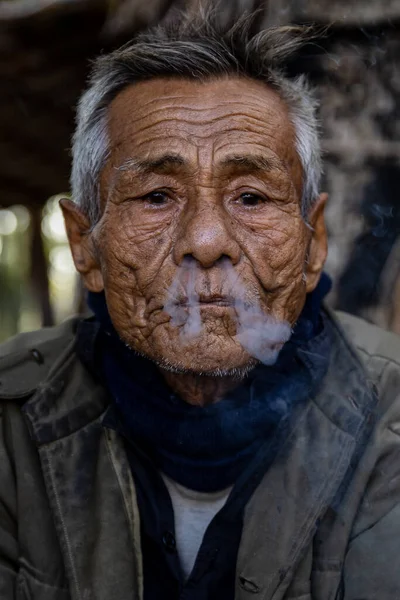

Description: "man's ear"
59 198 104 292
304 193 328 294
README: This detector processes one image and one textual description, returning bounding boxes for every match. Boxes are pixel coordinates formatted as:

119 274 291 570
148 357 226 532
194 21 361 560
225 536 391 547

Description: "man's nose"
173 205 241 268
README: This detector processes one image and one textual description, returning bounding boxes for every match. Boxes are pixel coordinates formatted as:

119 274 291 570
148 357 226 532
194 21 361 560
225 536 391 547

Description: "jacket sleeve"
343 360 400 599
0 325 77 599
0 403 18 597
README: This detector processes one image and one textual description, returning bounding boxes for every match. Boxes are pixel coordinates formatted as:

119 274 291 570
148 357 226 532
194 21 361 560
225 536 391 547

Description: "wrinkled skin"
62 76 327 405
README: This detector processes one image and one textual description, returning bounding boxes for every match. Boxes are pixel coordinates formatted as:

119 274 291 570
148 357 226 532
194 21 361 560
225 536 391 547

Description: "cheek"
240 214 309 282
93 212 180 348
237 215 310 324
96 206 174 288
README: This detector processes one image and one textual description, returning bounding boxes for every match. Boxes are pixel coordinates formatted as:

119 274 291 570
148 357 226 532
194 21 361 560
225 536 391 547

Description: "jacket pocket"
16 568 71 600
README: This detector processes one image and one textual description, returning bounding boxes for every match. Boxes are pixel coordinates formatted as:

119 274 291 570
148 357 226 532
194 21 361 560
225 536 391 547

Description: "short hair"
71 9 322 223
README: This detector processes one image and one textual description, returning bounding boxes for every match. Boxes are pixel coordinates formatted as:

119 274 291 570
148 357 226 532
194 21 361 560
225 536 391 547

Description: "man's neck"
160 370 246 407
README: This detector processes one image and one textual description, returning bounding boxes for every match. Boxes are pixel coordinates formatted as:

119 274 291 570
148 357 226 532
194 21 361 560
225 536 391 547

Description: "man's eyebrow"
113 153 282 180
219 154 281 173
115 154 187 174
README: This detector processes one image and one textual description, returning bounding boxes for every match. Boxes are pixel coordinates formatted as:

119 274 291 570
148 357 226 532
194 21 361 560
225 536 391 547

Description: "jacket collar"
21 318 107 444
21 308 375 448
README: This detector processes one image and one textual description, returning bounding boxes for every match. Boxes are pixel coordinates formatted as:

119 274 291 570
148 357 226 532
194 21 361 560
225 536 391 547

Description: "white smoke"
163 258 202 342
164 258 292 365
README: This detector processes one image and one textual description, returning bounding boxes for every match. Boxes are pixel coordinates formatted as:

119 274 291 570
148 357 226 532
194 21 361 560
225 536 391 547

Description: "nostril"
181 253 196 264
216 255 233 266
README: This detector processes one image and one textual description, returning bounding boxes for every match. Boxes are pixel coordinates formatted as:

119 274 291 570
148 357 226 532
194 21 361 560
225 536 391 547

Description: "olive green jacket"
1 310 400 600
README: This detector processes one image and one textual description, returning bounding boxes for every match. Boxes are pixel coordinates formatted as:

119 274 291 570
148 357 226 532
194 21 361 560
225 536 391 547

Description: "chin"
156 357 259 378
149 335 259 377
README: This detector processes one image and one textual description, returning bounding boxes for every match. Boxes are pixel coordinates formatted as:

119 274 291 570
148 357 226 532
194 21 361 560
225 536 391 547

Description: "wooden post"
29 204 54 327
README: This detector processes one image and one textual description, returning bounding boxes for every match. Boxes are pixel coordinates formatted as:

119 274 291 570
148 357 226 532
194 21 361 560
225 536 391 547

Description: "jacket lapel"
236 314 377 600
236 398 356 600
22 349 143 600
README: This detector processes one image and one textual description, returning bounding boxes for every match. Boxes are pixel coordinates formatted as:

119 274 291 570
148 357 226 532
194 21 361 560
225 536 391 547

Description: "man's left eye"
143 191 169 205
238 193 266 207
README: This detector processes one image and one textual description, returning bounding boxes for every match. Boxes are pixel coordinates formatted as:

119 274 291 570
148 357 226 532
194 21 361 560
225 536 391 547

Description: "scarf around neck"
86 274 332 492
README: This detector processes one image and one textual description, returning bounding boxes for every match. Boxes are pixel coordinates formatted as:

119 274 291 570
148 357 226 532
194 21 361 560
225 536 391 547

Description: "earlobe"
59 198 104 292
305 193 328 293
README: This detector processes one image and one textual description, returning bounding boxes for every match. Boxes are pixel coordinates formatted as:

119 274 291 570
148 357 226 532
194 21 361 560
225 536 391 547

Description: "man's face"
65 76 327 374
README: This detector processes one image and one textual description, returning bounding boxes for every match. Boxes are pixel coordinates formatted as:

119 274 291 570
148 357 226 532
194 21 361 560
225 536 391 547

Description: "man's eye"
143 191 169 205
239 193 266 207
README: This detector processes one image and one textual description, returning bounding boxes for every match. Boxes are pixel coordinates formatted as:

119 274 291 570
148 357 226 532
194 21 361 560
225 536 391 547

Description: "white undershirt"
161 473 233 581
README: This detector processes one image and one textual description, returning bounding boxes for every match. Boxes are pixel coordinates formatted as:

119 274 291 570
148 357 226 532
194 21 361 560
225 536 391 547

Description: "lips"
178 295 233 307
199 295 233 306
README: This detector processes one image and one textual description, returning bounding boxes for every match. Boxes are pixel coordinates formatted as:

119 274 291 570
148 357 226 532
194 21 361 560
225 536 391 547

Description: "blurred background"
0 0 399 342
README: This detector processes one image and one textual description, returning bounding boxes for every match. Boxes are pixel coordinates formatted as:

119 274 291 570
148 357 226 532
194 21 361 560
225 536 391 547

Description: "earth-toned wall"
269 0 400 328
1 0 399 329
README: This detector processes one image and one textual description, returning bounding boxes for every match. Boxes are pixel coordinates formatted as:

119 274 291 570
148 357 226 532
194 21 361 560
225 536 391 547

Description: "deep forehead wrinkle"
119 109 277 135
115 78 286 115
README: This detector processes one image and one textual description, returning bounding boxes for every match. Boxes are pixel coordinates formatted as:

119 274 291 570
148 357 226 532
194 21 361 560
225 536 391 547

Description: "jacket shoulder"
333 310 400 414
334 310 400 366
0 317 81 401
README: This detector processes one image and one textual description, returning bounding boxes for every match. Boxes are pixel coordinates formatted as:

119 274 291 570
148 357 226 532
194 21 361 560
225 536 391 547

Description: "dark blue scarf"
88 274 331 492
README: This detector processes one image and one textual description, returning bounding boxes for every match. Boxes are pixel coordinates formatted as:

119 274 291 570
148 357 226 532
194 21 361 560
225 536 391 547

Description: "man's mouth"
178 294 233 308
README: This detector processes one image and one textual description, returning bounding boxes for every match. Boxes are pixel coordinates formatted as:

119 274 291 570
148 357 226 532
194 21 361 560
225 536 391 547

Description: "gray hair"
71 10 322 224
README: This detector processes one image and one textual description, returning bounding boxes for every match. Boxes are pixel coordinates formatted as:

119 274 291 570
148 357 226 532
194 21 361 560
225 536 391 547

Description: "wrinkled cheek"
270 232 307 276
252 243 306 292
252 238 308 323
102 265 149 334
279 284 307 326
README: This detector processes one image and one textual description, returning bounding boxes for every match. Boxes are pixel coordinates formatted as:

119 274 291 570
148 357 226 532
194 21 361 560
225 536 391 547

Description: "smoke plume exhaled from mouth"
164 258 292 365
163 258 202 340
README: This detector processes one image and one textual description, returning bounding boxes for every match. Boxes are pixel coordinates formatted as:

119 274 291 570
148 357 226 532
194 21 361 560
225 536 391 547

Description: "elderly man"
1 11 400 600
